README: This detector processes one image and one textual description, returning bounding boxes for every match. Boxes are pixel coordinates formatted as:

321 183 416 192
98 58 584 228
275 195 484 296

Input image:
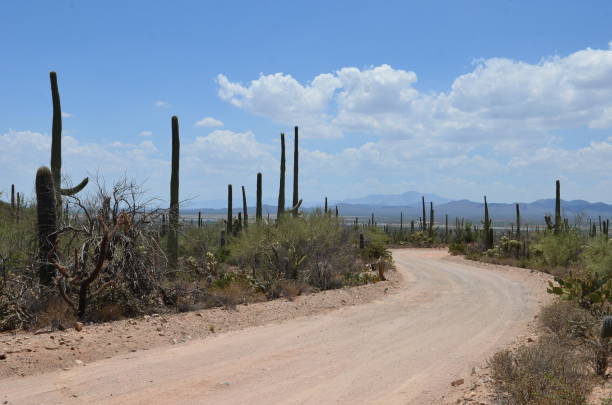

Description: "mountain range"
183 191 612 225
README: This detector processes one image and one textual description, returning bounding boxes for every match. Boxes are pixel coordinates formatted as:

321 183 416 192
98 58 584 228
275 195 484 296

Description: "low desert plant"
489 337 591 405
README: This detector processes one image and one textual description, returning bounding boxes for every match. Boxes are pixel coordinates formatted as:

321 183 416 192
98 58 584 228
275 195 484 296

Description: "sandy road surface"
0 249 547 405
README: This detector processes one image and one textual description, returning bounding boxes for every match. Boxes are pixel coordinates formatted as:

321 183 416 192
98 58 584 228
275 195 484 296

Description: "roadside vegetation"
0 72 391 332
367 181 611 404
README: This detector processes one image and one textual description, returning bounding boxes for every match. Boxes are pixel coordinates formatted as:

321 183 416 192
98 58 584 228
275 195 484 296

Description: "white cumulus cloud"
195 117 224 127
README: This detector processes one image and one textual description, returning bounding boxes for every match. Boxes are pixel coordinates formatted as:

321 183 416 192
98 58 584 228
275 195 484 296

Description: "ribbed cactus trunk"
242 185 248 229
554 180 561 234
429 202 434 237
167 116 180 269
292 126 299 217
421 196 426 232
227 184 233 235
445 214 448 243
324 197 328 213
36 166 58 287
516 203 521 239
359 233 365 249
50 72 63 217
198 211 202 228
256 173 262 223
484 196 493 249
10 184 15 211
48 71 87 221
277 133 285 219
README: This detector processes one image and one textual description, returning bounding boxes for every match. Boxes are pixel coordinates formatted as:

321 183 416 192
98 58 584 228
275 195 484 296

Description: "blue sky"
2 1 612 206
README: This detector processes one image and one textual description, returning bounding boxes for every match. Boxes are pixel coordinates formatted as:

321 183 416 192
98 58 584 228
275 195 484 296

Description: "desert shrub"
178 221 225 258
583 237 612 279
448 242 466 255
229 213 363 295
539 300 595 340
489 337 591 405
361 227 393 261
530 230 583 270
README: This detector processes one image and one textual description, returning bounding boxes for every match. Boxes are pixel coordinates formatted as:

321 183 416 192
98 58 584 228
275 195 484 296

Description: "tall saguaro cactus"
429 202 434 237
49 72 88 219
516 203 521 238
242 185 248 229
227 184 233 234
167 116 180 268
277 133 286 218
421 196 426 232
554 180 561 234
292 126 299 217
483 196 493 249
256 173 263 223
36 166 58 287
50 72 62 203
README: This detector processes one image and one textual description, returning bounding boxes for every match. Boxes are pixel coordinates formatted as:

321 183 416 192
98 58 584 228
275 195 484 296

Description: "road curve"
0 249 545 405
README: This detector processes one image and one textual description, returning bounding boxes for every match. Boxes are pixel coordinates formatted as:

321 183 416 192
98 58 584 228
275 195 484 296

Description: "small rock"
527 337 534 343
451 378 464 387
195 313 203 317
74 322 84 332
75 359 83 365
0 353 6 360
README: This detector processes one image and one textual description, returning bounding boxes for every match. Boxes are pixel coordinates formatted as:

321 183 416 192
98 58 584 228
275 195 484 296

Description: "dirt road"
0 249 548 404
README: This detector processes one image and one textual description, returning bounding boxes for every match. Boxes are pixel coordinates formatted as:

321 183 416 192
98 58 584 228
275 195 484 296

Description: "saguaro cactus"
10 184 15 211
242 185 248 229
256 173 262 223
516 203 521 238
36 166 58 287
277 133 286 218
167 116 180 268
325 197 328 213
292 126 299 217
555 180 561 234
445 214 448 243
596 316 612 376
429 202 434 237
49 72 88 218
227 184 233 235
483 196 493 249
421 196 426 232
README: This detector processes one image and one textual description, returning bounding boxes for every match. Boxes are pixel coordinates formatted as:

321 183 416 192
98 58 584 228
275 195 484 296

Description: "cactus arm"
60 177 89 196
287 199 302 215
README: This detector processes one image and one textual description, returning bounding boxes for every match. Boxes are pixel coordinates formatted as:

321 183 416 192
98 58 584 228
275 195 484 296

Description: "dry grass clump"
489 337 591 405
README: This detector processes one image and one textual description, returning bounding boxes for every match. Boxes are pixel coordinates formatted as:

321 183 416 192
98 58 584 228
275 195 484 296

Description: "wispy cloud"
139 130 153 137
61 112 73 118
154 100 170 108
195 117 224 128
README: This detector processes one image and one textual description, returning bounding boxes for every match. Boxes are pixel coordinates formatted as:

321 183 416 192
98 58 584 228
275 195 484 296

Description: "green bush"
531 230 583 270
361 227 392 261
228 213 362 295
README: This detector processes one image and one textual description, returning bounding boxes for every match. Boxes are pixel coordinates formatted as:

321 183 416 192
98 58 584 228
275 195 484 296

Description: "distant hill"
340 191 452 206
333 199 612 225
181 190 612 225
